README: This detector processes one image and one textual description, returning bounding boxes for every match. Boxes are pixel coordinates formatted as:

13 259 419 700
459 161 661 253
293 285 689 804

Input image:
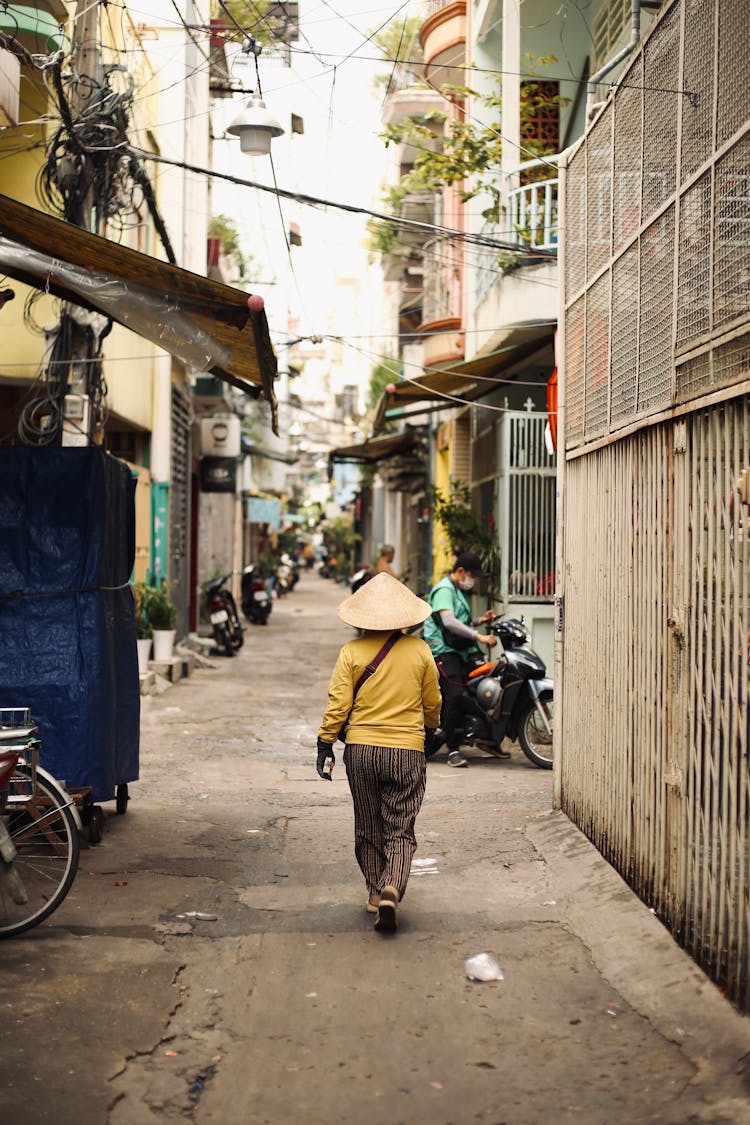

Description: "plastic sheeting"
0 448 139 801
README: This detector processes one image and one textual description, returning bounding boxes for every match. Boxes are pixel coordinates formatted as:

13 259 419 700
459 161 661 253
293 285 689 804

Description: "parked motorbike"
275 552 299 595
350 566 374 594
428 616 553 769
203 573 244 656
241 564 271 625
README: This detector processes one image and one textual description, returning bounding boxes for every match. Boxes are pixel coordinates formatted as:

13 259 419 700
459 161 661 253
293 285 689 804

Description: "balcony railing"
506 155 560 251
422 235 462 325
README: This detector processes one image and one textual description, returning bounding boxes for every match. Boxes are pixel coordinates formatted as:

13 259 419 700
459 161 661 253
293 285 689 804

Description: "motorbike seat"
467 661 494 680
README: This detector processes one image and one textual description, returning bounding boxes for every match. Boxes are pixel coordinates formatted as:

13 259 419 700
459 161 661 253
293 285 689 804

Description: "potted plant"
133 582 153 674
146 582 178 662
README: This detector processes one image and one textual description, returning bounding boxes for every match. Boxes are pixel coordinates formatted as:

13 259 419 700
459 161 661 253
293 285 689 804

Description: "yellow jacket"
318 631 442 751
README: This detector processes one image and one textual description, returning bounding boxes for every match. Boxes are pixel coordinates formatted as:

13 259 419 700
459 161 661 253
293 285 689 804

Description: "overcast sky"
212 0 406 340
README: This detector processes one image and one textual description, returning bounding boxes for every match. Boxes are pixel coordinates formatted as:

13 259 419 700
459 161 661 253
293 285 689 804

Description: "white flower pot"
136 637 152 674
152 629 176 662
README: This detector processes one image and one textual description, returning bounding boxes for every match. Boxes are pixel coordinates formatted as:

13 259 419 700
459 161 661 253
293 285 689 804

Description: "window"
592 0 630 72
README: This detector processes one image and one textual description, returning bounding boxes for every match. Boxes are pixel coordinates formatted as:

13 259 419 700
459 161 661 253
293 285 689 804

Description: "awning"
372 321 555 432
0 5 66 50
328 430 420 466
0 193 279 432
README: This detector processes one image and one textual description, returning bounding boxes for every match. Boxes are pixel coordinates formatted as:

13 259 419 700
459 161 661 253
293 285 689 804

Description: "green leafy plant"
132 582 152 640
373 59 569 233
368 14 424 93
211 1 296 48
324 515 361 581
208 213 256 279
430 480 501 597
145 582 177 631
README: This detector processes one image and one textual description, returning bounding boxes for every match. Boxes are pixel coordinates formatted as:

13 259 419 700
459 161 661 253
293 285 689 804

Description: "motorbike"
275 552 299 595
203 573 244 656
241 563 271 625
428 616 554 769
350 566 374 594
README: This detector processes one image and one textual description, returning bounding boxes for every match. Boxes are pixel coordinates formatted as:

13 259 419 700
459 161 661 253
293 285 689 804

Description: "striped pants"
343 743 427 900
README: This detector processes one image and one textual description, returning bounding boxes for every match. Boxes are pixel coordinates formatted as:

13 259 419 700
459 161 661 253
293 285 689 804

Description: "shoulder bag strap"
351 631 401 700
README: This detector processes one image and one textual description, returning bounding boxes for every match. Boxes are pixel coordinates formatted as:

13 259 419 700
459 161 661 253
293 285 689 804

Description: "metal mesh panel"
713 132 750 331
565 297 585 449
717 0 750 148
565 151 587 297
642 2 679 220
611 244 639 424
612 56 642 255
677 173 711 347
677 330 750 403
584 271 610 436
638 207 675 412
675 351 711 401
585 109 613 281
680 0 715 181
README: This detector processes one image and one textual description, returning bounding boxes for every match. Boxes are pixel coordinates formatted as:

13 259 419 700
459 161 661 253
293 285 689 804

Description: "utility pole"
58 0 105 446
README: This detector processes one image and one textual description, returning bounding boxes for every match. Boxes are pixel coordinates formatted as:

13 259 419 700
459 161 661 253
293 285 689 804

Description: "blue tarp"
0 447 139 801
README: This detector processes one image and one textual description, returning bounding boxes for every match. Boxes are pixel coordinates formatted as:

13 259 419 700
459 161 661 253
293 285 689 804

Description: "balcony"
419 0 466 93
421 235 464 367
506 155 560 251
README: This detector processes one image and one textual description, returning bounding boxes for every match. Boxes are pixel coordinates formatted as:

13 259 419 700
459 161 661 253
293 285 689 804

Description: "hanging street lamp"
227 94 285 156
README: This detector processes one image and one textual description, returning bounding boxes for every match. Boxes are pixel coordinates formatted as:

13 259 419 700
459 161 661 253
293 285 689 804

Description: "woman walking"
316 573 441 932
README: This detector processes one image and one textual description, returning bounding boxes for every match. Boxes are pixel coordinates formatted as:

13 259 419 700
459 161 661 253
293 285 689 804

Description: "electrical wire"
336 335 553 392
380 2 411 106
130 146 556 258
340 340 548 417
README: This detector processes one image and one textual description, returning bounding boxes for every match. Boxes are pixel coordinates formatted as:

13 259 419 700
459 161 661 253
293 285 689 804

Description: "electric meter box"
200 416 241 458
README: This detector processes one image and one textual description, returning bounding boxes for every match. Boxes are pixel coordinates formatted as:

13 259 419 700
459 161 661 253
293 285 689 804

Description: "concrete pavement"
2 569 748 1124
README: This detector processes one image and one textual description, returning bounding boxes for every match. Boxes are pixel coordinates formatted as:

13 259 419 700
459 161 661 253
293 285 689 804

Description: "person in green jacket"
423 551 498 768
316 573 441 933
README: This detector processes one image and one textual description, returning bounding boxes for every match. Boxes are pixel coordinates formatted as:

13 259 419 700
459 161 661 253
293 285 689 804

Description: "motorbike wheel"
216 625 235 658
518 690 553 769
0 763 80 938
232 626 244 651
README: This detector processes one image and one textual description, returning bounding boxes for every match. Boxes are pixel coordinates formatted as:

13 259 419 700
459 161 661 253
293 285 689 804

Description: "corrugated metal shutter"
450 411 470 482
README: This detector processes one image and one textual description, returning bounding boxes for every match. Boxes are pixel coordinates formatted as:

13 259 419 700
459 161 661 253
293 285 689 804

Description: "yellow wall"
1 72 58 379
102 326 156 432
432 444 453 585
0 16 158 435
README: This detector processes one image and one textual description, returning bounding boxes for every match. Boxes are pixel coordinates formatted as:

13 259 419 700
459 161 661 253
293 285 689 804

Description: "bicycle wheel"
0 763 80 938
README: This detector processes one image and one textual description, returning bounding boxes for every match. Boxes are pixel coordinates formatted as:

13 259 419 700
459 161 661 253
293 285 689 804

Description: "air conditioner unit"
200 415 241 458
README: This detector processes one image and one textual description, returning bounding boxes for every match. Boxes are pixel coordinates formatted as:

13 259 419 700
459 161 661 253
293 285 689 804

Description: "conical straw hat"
337 572 431 631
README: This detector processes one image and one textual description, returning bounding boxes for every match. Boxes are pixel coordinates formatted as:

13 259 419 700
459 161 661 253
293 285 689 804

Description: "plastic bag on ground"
465 953 504 981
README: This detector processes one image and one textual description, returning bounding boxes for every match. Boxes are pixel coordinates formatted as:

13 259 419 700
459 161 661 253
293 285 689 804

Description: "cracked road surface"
3 571 749 1124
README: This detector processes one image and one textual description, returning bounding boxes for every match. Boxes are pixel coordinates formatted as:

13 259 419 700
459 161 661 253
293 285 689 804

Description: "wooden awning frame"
0 192 278 431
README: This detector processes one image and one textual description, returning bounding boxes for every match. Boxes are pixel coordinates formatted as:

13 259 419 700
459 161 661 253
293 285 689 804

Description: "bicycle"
0 708 81 938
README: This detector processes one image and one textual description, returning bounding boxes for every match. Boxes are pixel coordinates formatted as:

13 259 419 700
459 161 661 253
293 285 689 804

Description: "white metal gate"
559 0 750 1008
499 411 556 600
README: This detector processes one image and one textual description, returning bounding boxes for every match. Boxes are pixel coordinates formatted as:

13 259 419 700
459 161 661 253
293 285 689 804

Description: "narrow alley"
3 570 749 1125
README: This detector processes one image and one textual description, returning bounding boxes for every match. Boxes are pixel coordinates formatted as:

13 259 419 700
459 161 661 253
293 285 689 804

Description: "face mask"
458 576 475 591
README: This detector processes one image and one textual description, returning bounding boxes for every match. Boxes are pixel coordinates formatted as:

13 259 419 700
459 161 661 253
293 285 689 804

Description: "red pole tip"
247 294 265 312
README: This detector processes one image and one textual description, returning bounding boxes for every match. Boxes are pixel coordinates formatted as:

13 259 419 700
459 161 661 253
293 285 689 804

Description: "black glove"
424 727 436 754
316 738 335 780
